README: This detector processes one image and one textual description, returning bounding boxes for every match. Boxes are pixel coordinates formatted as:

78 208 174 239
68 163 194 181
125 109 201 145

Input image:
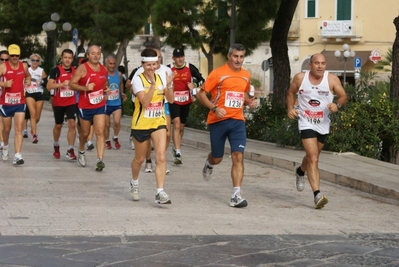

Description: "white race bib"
174 91 190 102
144 101 163 118
88 89 104 105
304 110 324 124
108 90 119 101
5 92 22 104
224 91 244 108
60 86 74 97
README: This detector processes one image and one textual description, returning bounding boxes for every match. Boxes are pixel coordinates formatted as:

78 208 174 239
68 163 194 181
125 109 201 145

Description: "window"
337 0 351 20
306 0 316 18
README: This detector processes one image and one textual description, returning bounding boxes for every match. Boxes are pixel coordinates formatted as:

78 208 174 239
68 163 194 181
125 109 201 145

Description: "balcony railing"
319 20 363 41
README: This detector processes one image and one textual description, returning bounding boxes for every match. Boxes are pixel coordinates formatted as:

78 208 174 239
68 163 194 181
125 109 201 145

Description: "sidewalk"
118 105 399 202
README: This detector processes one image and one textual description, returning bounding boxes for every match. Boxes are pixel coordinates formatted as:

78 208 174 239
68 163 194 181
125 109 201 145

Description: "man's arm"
287 73 303 119
189 63 205 85
23 62 31 85
328 73 348 112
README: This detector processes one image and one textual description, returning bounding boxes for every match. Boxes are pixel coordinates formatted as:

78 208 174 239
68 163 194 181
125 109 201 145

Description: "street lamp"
42 13 72 67
334 43 356 86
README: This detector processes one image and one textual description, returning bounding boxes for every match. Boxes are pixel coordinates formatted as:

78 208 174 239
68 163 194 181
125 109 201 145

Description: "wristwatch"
336 103 342 109
211 106 217 113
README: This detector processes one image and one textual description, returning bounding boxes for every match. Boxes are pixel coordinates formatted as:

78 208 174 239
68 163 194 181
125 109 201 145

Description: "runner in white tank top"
287 53 348 210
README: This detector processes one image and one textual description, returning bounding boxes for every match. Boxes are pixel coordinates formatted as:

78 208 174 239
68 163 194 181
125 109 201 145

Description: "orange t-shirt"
203 64 250 125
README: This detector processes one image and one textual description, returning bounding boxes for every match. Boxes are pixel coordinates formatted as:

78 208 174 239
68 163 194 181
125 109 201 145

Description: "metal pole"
230 0 236 47
53 30 57 67
343 58 347 86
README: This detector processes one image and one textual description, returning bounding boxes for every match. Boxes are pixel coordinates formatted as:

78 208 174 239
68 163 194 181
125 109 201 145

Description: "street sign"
261 60 269 71
354 57 362 68
72 28 78 47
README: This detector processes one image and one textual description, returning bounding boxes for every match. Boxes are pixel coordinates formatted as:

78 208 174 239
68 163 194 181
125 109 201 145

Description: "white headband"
141 56 158 62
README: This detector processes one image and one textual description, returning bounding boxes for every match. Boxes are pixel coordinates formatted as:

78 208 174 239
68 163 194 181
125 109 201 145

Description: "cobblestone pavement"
0 107 398 266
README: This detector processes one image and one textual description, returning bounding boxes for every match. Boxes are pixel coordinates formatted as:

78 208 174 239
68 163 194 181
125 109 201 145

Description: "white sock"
206 160 213 167
87 140 93 145
15 152 22 158
131 179 139 186
176 149 181 154
157 188 164 194
233 187 241 196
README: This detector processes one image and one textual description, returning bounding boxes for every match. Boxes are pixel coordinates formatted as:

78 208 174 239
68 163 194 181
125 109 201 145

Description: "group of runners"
1 43 344 209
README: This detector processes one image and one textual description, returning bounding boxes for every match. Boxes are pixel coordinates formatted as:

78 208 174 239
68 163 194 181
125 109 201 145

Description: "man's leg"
300 137 323 192
93 114 106 170
301 137 328 209
112 109 122 149
13 112 25 158
25 98 38 140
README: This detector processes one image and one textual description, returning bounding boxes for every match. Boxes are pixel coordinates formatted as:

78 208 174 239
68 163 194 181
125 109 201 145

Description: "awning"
320 50 371 74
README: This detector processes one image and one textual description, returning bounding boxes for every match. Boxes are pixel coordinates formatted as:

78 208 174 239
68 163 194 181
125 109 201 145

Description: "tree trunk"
391 16 399 101
270 0 299 106
388 16 399 163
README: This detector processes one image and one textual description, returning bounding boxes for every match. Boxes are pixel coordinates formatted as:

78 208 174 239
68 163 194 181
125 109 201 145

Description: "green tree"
0 0 151 67
152 0 279 74
375 48 393 72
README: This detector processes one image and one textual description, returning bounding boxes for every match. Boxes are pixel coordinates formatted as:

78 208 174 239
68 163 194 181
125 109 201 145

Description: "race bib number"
144 101 163 118
5 92 21 104
25 83 41 94
60 86 74 97
225 91 244 108
304 110 324 124
108 90 119 101
88 90 104 105
174 91 190 102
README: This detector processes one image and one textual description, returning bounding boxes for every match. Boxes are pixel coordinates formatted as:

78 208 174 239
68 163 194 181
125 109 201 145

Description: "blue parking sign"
354 57 362 68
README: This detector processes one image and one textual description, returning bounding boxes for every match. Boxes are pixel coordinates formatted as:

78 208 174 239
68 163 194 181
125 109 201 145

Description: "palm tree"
375 48 393 72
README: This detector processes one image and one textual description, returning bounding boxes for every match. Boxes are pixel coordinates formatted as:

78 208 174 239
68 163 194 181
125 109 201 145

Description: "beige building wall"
295 0 399 83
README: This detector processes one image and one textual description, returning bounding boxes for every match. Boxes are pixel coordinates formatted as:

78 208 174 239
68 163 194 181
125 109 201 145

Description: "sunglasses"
10 55 20 57
31 59 40 62
0 58 9 61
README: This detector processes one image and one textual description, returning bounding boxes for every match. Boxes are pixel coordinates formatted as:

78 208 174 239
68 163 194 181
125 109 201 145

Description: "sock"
206 159 213 168
176 149 181 154
233 187 241 196
68 145 73 150
0 142 3 147
54 142 60 146
3 145 9 150
15 152 22 158
297 166 305 176
313 190 320 198
131 179 139 186
97 158 102 162
87 140 93 145
79 150 85 154
113 135 118 139
157 188 163 194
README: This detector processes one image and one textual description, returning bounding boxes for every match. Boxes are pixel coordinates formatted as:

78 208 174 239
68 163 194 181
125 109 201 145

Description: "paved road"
0 107 398 266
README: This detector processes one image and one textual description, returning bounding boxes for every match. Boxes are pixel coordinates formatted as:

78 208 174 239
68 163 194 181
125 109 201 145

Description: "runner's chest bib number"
5 92 21 104
60 86 74 97
225 91 244 108
174 91 189 102
144 101 163 118
25 83 42 94
108 90 119 100
88 90 104 105
304 110 324 124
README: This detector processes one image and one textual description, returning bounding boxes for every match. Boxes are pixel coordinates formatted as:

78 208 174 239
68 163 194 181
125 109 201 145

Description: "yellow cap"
8 44 21 55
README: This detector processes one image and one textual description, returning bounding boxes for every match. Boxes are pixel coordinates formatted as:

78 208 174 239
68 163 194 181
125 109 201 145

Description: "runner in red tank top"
0 44 31 165
70 45 110 172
